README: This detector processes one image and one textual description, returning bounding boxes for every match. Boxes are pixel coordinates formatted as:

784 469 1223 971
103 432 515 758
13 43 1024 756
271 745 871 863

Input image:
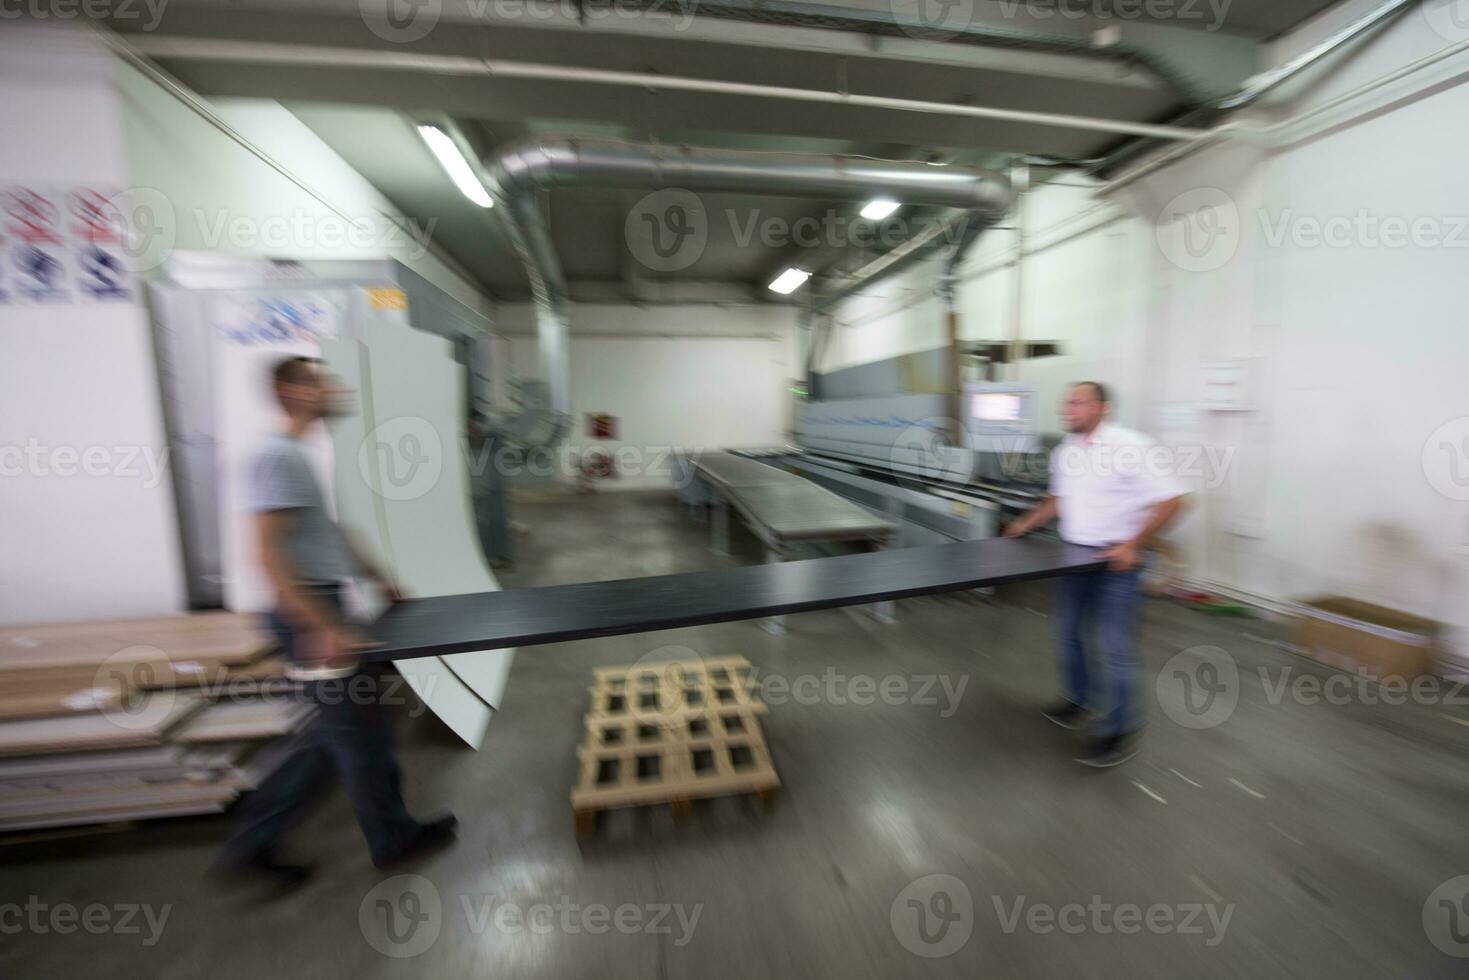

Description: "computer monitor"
973 392 1025 423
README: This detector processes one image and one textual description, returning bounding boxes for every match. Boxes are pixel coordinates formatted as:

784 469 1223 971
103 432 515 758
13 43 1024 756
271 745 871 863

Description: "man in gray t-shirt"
218 356 456 887
248 431 356 590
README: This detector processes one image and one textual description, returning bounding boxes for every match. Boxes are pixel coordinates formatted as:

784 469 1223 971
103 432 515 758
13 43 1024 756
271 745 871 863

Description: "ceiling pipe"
483 138 1015 425
1100 20 1469 195
613 0 1212 104
1216 0 1418 110
1093 0 1417 177
124 37 1212 143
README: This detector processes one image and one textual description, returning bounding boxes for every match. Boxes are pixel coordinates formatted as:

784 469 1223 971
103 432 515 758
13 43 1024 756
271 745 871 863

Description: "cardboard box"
1293 596 1437 680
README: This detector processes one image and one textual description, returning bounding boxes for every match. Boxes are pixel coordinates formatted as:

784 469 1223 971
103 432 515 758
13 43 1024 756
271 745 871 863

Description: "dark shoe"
1074 733 1139 768
1041 701 1089 730
373 814 459 869
213 851 314 890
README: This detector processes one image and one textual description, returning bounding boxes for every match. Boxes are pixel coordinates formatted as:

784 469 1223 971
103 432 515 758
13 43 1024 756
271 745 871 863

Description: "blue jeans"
1055 566 1144 738
221 586 423 866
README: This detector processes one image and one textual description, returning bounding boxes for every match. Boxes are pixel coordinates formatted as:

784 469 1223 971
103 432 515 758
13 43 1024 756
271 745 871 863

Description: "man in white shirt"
1005 382 1188 767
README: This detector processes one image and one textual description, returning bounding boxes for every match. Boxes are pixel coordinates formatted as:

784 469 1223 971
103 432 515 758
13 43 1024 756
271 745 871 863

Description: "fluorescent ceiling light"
860 199 901 220
417 125 493 209
767 267 811 295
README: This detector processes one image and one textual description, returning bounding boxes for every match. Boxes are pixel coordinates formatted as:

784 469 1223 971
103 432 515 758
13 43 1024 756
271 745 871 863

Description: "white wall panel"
320 329 495 749
0 24 185 623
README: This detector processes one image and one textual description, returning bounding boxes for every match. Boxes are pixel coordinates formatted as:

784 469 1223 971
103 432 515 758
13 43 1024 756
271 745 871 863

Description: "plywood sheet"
169 699 313 743
0 694 202 758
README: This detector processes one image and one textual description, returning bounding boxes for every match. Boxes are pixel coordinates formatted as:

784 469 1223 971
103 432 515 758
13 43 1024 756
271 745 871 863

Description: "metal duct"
484 138 1015 425
1094 0 1417 177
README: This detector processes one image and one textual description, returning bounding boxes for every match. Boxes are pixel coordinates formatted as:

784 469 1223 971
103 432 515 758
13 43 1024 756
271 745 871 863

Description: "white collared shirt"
1048 422 1187 547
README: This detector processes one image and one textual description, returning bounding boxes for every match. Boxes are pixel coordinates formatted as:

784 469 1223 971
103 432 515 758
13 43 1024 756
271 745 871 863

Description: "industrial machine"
737 347 1058 548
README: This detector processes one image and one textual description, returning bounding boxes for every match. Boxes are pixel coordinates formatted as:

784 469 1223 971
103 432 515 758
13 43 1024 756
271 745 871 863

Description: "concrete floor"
5 490 1469 978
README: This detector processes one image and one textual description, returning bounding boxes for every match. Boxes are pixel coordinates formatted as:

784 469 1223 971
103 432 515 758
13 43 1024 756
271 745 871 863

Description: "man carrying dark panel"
216 356 456 887
1005 382 1188 767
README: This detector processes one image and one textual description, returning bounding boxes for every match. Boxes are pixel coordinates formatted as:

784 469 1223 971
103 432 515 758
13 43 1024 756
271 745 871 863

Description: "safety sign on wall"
211 292 343 347
1 185 135 305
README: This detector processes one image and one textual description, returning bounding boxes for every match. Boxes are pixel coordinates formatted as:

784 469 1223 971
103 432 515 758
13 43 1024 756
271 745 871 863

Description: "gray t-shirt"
248 433 355 585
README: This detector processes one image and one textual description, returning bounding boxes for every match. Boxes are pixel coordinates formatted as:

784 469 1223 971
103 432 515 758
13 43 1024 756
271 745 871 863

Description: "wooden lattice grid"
573 657 780 832
586 656 766 724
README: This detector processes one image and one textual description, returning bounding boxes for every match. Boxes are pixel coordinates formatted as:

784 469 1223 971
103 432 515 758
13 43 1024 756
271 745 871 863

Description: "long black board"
365 536 1104 662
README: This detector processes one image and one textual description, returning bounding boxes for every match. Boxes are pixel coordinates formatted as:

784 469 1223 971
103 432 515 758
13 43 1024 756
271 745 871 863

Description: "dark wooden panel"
366 536 1103 661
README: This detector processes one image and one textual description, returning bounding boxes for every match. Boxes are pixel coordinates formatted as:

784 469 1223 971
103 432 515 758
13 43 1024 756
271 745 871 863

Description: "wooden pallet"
586 656 768 723
573 657 780 834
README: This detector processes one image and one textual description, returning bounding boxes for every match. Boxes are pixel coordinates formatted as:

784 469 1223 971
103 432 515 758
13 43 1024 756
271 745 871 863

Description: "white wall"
0 24 186 623
826 182 1153 434
500 303 800 488
1 20 503 625
826 3 1469 622
118 70 492 317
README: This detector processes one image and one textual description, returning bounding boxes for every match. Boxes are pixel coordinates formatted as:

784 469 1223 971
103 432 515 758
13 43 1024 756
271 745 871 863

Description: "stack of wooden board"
572 656 781 835
0 613 307 832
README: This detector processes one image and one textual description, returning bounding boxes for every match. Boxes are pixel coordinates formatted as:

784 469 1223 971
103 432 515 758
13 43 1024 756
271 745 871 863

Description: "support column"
869 537 896 624
711 497 730 555
761 547 787 635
